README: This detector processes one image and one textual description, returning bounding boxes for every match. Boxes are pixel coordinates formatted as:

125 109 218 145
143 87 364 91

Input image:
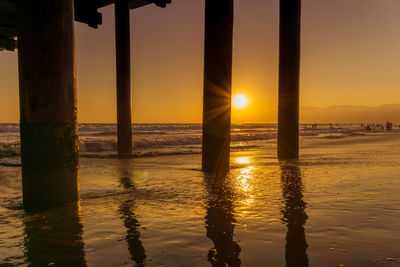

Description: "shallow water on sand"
1 133 400 266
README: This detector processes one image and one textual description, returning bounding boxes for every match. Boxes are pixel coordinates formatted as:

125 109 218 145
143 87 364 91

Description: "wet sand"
1 133 400 266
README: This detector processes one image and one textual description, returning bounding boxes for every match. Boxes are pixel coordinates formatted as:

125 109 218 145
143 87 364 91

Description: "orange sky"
1 0 400 123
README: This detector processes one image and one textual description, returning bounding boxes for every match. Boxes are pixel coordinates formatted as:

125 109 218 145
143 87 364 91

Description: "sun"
233 94 248 109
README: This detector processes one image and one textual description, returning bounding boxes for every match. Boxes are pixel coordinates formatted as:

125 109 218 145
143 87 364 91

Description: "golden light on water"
236 157 250 164
233 94 248 109
235 156 254 194
238 167 253 192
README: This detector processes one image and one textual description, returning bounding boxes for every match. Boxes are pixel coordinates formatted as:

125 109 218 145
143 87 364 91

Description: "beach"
1 124 399 266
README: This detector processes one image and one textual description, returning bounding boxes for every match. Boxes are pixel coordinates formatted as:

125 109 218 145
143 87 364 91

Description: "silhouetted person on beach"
386 121 393 131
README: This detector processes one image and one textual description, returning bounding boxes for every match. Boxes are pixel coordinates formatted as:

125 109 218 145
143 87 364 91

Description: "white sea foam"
0 123 389 158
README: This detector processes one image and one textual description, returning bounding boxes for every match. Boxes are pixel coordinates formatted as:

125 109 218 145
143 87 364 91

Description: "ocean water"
0 124 399 266
0 123 370 160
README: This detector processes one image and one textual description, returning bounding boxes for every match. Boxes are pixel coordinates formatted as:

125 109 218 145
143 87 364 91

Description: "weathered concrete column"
278 0 301 160
115 0 133 155
17 0 79 210
202 0 233 174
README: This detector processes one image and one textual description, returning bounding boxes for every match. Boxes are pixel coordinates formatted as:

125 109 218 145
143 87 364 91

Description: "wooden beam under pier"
74 0 171 28
0 0 17 51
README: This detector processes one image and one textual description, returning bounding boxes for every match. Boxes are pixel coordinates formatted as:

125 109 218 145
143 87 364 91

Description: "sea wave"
80 139 117 152
81 132 278 152
0 143 19 158
0 123 376 158
80 149 200 158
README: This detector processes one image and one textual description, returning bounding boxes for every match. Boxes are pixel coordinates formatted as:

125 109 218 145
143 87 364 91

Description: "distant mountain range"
300 104 400 123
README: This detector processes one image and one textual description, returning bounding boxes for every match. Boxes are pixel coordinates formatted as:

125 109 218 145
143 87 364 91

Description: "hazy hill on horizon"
1 104 400 124
300 104 400 123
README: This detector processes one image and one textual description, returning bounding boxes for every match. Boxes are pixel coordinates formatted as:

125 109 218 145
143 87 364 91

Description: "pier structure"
115 0 133 154
278 0 301 160
17 0 79 209
0 0 301 209
74 0 171 154
0 0 16 51
202 0 234 174
0 0 171 210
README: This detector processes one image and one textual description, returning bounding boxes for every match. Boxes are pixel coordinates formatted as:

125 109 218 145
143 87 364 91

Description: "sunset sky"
1 0 400 123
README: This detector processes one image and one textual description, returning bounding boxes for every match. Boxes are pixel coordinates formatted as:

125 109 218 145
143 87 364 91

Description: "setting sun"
233 94 248 109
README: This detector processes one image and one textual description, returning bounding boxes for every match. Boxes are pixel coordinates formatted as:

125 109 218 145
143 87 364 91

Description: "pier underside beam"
202 0 233 174
278 0 301 160
115 0 133 155
17 0 79 210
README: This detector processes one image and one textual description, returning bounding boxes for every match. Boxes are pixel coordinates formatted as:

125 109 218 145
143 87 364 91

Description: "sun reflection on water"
233 156 257 210
235 157 250 164
237 167 253 193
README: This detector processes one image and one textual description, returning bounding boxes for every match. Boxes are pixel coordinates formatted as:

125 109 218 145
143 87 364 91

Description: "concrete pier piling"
115 0 133 155
202 0 234 174
278 0 301 160
17 0 79 210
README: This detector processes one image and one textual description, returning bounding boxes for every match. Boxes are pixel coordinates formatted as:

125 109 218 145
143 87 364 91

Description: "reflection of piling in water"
23 204 86 266
278 0 301 160
119 200 146 266
17 0 79 210
204 173 241 267
202 0 233 173
118 161 146 266
280 163 309 267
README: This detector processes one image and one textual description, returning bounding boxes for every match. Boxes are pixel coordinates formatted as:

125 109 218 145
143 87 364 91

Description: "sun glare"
236 157 250 164
233 94 248 109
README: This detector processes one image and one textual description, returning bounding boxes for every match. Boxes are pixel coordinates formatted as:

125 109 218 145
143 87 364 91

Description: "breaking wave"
0 123 378 159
